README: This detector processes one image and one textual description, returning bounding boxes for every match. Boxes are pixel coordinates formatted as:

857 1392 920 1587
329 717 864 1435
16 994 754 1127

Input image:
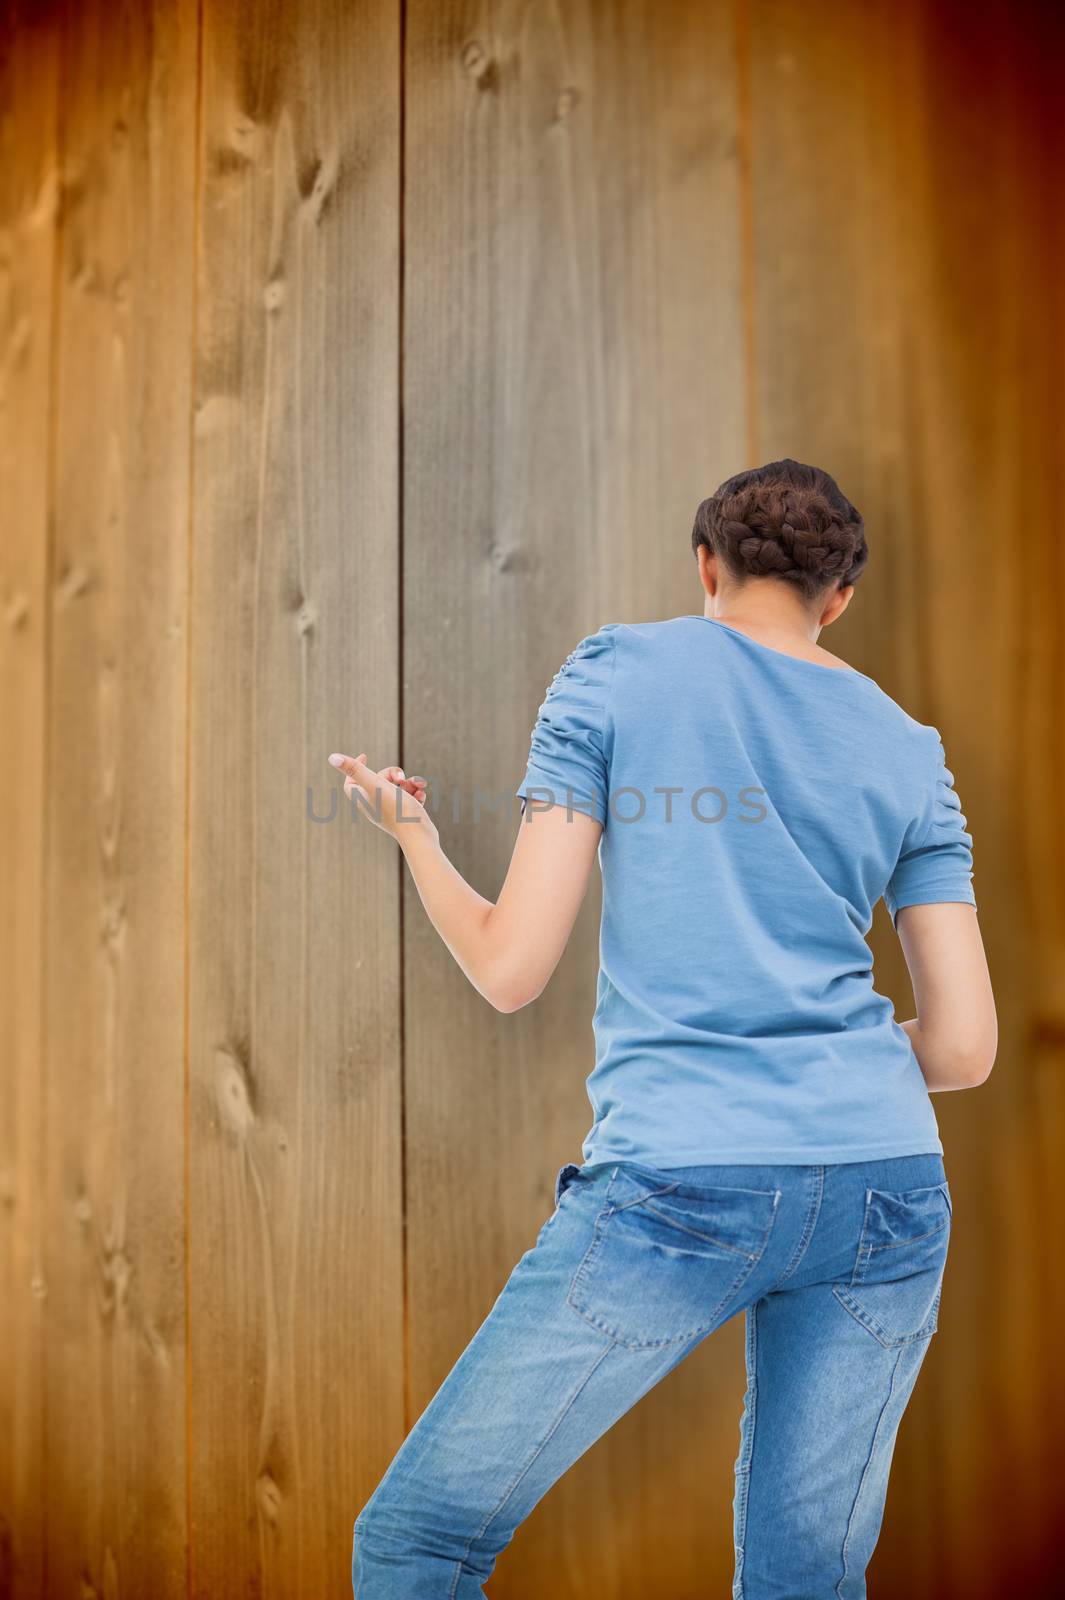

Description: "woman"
337 459 996 1599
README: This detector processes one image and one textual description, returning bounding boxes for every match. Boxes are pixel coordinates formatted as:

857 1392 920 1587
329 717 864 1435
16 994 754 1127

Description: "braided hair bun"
691 459 868 601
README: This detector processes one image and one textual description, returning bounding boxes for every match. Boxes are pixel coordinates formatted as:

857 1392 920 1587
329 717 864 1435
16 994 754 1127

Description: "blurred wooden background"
2 0 1062 1595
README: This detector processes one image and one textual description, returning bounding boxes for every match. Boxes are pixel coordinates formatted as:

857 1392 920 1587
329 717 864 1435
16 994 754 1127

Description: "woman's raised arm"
328 752 602 1013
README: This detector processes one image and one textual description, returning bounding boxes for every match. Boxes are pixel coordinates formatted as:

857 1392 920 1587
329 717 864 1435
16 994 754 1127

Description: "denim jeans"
352 1153 951 1599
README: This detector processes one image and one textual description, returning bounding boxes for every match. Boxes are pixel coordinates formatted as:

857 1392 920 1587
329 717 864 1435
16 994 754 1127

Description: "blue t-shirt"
515 616 977 1167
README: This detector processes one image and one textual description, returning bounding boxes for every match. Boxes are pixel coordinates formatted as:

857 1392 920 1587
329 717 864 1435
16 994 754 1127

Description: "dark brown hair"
691 459 868 602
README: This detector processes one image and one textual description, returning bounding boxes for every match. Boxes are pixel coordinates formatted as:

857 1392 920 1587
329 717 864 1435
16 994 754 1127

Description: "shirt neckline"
684 614 868 678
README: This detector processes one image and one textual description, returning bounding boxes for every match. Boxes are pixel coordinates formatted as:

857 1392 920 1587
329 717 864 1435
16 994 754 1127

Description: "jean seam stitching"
446 1340 616 1597
772 1165 824 1289
847 1187 878 1285
835 1344 904 1597
833 1263 946 1348
858 1219 949 1257
611 1181 682 1212
634 1200 762 1256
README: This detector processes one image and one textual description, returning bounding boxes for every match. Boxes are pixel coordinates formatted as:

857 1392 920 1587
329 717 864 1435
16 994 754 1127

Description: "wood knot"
102 1245 133 1311
55 562 93 606
298 153 323 199
461 40 498 90
485 539 528 576
212 115 262 177
2 589 30 630
256 1472 282 1523
143 1320 169 1364
263 279 285 313
99 896 127 952
215 1045 256 1138
299 152 338 224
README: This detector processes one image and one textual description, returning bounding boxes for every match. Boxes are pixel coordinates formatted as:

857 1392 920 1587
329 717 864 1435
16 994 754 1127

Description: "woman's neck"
702 597 850 668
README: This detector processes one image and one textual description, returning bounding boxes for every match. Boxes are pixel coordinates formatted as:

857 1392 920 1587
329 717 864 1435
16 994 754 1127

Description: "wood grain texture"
186 1 403 1594
402 2 747 1594
0 0 1062 1593
39 0 197 1594
0 5 58 1595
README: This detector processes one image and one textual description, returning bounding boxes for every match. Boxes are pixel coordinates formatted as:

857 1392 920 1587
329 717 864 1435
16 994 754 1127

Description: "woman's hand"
328 752 437 843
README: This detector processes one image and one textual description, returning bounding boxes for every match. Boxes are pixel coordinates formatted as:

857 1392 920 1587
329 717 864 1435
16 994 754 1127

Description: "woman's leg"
732 1158 951 1600
351 1164 713 1598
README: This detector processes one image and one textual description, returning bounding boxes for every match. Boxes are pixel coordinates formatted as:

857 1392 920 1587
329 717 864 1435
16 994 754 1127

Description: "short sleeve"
884 734 977 927
515 625 618 825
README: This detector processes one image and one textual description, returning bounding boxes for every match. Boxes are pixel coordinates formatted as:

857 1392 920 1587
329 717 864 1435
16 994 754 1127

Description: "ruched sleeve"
515 625 618 825
884 733 977 927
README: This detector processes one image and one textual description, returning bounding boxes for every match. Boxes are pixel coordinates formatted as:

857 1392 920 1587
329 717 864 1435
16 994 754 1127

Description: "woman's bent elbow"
952 1040 997 1088
482 974 544 1013
490 987 541 1014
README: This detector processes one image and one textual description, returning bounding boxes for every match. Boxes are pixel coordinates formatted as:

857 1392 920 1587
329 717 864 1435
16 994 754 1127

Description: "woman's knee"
351 1498 495 1599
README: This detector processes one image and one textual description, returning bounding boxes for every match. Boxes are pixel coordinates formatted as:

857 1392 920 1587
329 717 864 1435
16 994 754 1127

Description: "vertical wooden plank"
187 2 403 1594
41 0 197 1594
403 2 747 1595
1014 5 1065 1589
0 4 59 1594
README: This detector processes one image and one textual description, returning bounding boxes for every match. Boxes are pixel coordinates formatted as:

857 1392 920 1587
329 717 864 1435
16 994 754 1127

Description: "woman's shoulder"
579 615 698 656
556 617 692 681
537 624 621 714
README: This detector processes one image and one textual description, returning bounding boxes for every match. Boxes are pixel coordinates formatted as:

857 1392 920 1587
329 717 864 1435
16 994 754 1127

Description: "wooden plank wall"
1 0 1062 1597
187 1 403 1595
40 5 197 1595
0 5 58 1593
2 0 405 1596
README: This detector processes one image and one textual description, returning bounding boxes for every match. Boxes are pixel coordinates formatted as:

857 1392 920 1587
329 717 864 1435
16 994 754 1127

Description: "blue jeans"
352 1153 951 1598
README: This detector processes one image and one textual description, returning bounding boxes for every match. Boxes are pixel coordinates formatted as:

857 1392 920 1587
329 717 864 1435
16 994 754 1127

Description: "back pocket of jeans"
834 1183 952 1348
566 1165 780 1350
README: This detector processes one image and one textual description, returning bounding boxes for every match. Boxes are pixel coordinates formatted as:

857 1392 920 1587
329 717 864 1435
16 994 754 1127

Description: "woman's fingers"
384 764 428 800
328 752 428 821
